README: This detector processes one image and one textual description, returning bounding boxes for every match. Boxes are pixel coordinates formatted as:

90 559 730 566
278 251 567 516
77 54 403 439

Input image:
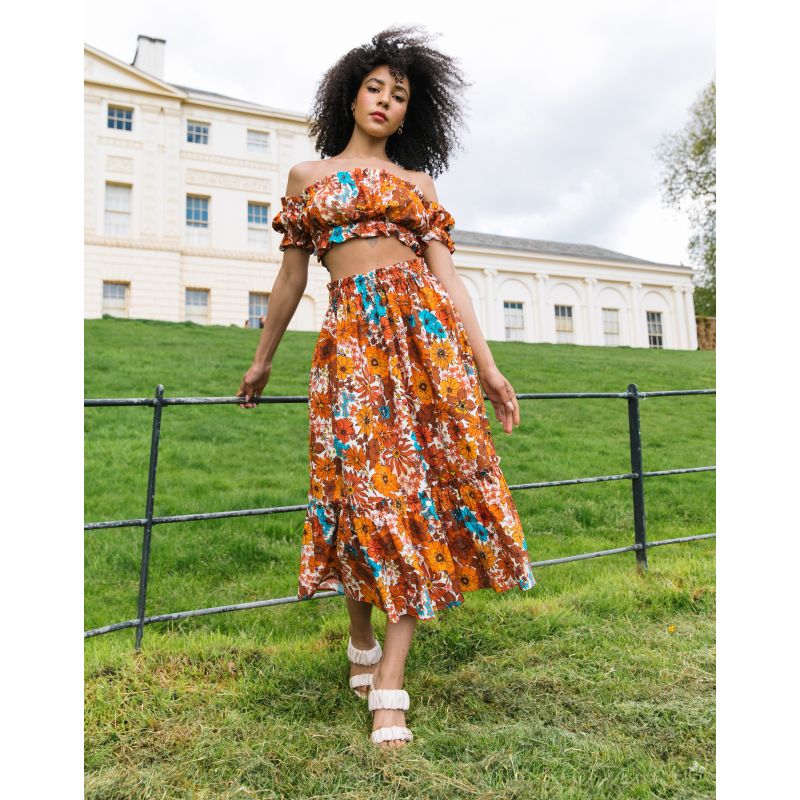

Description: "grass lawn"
85 317 715 800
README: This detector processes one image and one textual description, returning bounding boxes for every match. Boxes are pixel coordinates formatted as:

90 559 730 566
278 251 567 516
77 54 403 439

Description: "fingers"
492 397 512 435
507 382 520 428
502 398 513 434
238 381 259 409
499 382 519 434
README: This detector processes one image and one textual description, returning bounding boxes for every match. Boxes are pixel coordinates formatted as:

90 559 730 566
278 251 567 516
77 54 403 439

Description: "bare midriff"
322 233 420 281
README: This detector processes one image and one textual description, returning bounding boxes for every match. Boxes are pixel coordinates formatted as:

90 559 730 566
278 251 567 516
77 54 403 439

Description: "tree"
656 78 716 316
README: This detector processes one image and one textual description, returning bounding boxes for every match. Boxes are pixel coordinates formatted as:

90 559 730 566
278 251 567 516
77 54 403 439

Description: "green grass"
85 316 715 799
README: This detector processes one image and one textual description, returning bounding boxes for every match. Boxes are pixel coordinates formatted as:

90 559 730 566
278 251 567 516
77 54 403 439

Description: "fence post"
134 384 164 651
626 383 648 573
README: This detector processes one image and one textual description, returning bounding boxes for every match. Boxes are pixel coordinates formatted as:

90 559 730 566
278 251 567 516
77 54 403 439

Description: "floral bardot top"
271 166 456 265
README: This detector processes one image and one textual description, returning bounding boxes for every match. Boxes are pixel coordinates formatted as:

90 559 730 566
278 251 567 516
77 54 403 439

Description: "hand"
237 362 272 409
478 366 520 434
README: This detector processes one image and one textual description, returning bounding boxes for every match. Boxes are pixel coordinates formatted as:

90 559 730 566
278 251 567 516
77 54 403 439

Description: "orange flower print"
354 405 376 437
474 543 497 572
353 514 377 542
439 376 460 397
334 314 358 340
341 475 370 506
457 437 479 462
456 564 481 591
446 386 472 417
419 285 440 308
465 416 486 441
312 331 335 370
384 437 417 476
298 255 535 624
411 368 434 405
429 339 454 370
459 483 482 511
372 463 400 495
386 495 409 516
335 353 355 381
314 456 337 484
364 345 389 378
309 390 332 419
371 422 397 452
425 541 455 573
332 417 355 441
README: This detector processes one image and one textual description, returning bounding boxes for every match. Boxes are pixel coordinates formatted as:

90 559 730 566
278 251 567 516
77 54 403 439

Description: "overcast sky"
84 0 715 268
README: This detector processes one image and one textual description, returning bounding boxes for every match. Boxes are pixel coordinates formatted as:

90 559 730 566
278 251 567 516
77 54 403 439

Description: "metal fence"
84 384 716 650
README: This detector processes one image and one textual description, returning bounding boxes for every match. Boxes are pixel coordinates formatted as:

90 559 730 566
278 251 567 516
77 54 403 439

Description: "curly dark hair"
307 24 472 178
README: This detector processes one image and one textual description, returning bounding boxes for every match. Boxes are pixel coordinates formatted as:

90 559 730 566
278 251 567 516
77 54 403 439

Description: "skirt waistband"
326 256 428 295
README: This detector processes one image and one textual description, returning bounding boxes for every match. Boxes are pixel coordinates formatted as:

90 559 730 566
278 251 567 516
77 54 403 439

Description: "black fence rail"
84 384 716 650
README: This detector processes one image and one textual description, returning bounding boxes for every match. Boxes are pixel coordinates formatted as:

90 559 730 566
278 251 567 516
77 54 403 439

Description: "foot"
349 631 381 698
370 666 410 749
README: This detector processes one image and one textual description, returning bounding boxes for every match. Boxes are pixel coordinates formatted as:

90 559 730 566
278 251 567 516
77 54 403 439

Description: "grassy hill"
85 316 715 799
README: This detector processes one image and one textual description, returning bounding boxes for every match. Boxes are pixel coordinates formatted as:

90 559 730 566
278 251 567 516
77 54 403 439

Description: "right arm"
238 165 314 408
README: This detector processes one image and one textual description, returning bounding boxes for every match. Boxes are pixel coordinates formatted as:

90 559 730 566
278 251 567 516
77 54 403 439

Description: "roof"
166 81 305 120
451 229 687 270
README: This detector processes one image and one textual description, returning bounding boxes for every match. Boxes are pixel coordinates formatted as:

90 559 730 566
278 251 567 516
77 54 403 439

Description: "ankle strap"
368 688 410 711
347 637 383 666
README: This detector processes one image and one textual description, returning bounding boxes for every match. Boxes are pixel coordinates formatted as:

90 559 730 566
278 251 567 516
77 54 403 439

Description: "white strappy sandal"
347 637 383 697
368 688 414 745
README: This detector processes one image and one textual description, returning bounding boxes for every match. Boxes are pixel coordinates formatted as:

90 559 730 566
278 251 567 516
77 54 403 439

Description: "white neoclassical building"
85 36 697 350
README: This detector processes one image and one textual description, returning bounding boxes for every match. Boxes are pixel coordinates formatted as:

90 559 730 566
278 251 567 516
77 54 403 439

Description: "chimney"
131 35 166 79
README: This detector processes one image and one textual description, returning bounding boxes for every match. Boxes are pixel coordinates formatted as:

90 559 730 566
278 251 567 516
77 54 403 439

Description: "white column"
671 286 686 349
683 287 698 349
483 267 497 341
583 277 598 346
628 281 643 347
525 275 537 343
535 272 550 343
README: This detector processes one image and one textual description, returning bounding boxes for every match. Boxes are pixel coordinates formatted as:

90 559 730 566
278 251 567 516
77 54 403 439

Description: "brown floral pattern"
271 166 456 264
298 256 536 622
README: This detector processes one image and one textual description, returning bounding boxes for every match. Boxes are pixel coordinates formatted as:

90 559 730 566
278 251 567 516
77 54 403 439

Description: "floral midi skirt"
298 256 536 623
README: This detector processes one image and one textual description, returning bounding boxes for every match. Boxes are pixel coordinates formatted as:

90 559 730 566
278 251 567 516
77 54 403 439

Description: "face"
352 64 410 135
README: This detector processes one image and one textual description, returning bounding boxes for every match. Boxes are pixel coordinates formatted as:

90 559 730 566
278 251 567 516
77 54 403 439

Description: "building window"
102 281 129 317
187 121 209 144
107 105 133 131
247 202 270 250
186 195 209 228
247 129 270 153
249 292 269 328
186 288 210 324
647 311 664 348
602 308 620 346
186 195 209 245
554 305 574 343
104 183 132 236
503 301 525 341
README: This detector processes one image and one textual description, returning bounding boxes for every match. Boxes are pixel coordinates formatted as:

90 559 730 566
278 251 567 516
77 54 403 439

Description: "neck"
337 127 390 162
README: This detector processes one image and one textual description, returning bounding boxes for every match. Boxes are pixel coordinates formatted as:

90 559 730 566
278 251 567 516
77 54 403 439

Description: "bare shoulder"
406 169 438 202
285 161 325 196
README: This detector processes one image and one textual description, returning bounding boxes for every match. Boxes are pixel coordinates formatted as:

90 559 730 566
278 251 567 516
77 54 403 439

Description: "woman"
237 25 536 748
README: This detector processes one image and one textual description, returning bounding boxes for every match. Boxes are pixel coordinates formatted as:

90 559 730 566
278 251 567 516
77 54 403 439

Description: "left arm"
418 176 520 435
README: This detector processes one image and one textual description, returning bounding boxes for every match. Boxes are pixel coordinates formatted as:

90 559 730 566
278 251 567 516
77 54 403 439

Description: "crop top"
271 165 456 265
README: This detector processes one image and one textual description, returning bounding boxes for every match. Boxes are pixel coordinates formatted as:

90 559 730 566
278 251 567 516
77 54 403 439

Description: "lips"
370 112 387 122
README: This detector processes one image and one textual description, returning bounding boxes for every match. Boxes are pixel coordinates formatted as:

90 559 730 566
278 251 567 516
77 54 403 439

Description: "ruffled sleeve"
420 200 456 254
272 195 315 254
